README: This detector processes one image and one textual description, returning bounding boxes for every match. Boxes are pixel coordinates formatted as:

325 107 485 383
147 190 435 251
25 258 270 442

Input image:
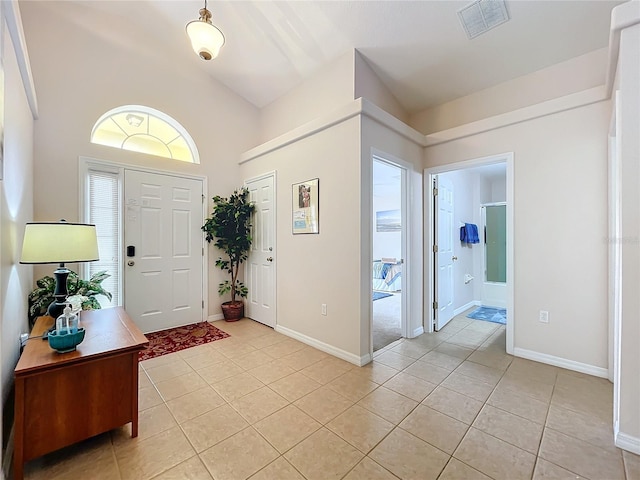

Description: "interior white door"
436 175 455 330
124 170 204 333
245 174 276 328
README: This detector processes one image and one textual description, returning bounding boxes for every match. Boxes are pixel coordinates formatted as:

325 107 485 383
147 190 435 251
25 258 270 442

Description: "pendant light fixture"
186 0 225 60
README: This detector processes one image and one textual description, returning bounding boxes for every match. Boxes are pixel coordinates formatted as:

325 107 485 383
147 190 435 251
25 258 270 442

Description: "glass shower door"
485 204 506 283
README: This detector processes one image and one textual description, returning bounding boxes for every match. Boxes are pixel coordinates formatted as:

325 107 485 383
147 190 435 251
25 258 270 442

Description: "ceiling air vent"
458 0 510 39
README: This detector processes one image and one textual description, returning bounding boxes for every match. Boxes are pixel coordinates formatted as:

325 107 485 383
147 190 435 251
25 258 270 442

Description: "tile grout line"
369 320 510 479
446 333 517 477
139 326 277 479
30 318 624 480
143 325 344 480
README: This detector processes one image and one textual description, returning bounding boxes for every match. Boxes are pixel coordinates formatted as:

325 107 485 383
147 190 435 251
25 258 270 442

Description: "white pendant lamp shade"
186 6 225 61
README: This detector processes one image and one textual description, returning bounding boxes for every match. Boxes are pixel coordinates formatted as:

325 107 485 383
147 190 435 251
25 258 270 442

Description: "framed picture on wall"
376 209 401 232
292 178 319 234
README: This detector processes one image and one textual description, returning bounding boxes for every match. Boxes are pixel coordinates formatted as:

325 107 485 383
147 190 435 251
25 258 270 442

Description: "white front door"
124 170 204 333
245 174 276 328
436 175 455 330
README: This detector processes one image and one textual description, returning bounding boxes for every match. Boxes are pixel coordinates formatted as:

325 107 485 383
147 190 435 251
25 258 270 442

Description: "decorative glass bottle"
56 305 78 335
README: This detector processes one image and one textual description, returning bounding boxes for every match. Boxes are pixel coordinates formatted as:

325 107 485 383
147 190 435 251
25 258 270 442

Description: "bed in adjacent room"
372 259 402 292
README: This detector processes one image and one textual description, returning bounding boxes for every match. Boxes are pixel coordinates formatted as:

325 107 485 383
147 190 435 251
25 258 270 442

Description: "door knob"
127 260 135 266
267 257 273 262
452 256 458 261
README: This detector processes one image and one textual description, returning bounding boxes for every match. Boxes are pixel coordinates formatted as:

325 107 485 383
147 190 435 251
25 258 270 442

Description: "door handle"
452 256 458 261
268 247 273 251
127 260 135 266
267 257 273 262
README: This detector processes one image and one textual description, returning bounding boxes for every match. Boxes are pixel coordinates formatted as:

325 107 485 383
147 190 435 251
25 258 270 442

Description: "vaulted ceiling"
38 1 622 113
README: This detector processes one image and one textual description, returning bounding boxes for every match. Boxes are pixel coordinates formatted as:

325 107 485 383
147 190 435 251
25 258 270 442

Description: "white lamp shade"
186 19 225 60
20 222 99 264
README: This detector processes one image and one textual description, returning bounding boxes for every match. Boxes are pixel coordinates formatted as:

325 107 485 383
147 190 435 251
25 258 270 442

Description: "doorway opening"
372 158 406 352
426 153 514 354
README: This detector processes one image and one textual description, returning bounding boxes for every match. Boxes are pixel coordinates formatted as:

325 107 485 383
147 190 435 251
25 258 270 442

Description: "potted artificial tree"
202 187 256 321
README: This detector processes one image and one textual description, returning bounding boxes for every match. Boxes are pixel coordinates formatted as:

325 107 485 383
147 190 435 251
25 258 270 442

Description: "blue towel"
460 223 480 244
468 223 479 243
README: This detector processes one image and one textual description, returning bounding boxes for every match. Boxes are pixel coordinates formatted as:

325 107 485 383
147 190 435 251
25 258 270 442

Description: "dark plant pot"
221 301 244 322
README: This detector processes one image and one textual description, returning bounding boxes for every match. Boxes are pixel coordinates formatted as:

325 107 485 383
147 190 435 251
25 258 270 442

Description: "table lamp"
20 220 99 321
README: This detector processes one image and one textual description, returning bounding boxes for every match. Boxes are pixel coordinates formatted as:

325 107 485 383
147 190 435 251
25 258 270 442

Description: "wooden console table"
13 307 148 480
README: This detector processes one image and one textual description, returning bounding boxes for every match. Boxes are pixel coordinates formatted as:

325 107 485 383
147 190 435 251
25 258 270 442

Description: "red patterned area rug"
139 322 230 361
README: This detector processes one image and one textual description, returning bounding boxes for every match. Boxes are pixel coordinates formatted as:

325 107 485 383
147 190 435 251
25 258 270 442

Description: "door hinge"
202 247 204 256
433 244 438 253
202 300 204 309
202 194 205 203
432 301 438 310
433 187 438 196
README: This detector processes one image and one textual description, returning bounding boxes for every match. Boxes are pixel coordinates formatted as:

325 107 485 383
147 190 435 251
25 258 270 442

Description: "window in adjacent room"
90 105 200 164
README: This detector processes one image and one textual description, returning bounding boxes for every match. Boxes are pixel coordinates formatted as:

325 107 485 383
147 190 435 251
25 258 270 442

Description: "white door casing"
245 173 276 328
124 170 204 333
436 175 455 330
371 157 407 349
425 152 514 353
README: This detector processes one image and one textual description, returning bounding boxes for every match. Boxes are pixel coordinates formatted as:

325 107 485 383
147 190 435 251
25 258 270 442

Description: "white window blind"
87 169 120 308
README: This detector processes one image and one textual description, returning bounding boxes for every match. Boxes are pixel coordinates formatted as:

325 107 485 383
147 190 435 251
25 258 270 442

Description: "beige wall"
241 105 423 360
425 101 611 369
354 52 408 124
241 117 363 358
616 22 640 447
411 48 608 135
1 23 35 404
258 51 355 143
20 2 260 318
259 49 410 145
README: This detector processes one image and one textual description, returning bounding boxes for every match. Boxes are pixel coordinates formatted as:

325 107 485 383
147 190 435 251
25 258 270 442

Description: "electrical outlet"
539 310 549 323
321 304 327 316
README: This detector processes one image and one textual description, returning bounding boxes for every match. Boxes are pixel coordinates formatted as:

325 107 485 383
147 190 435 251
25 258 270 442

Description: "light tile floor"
22 310 639 480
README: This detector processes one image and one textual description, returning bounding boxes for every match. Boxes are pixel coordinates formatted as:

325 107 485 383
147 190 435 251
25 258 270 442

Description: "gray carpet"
373 292 402 351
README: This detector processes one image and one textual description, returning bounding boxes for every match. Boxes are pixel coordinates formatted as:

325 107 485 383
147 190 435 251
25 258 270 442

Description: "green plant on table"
28 270 112 327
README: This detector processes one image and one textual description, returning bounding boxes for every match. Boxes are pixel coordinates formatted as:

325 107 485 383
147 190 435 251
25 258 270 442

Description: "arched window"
91 105 200 164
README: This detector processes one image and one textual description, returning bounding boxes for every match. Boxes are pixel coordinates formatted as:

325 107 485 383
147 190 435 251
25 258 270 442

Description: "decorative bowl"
48 328 86 353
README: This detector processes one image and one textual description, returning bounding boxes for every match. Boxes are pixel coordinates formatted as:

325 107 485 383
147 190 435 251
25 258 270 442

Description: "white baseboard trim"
453 301 480 316
208 314 224 322
615 431 640 455
275 325 371 366
513 348 608 378
411 326 424 338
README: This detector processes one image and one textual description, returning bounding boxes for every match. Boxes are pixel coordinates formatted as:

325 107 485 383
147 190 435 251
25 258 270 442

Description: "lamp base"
43 265 70 338
42 300 67 339
47 300 67 320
